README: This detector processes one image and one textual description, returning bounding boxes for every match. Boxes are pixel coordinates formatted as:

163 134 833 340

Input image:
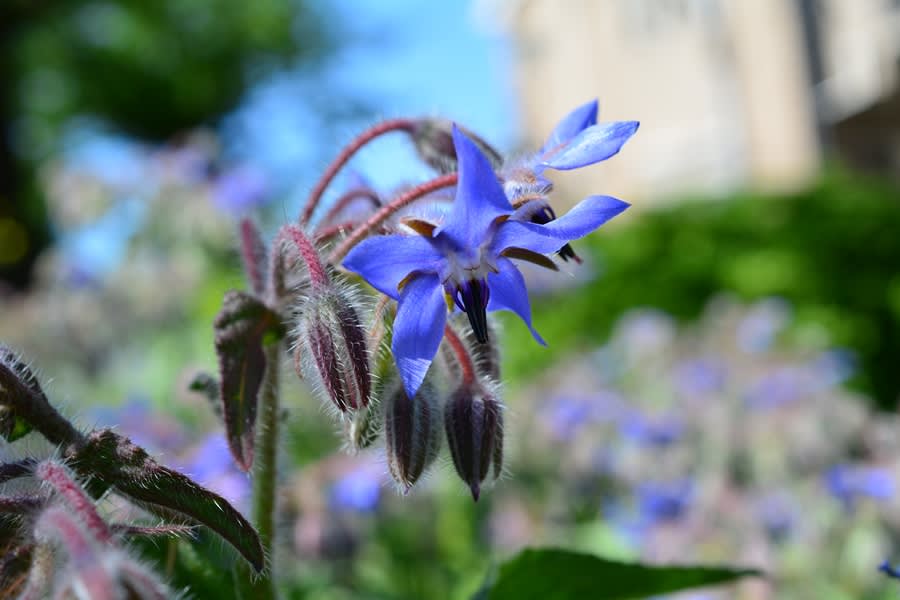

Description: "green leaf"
73 429 264 573
213 290 285 471
486 548 761 600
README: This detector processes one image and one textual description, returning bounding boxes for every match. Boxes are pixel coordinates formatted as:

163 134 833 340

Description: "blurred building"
495 0 900 205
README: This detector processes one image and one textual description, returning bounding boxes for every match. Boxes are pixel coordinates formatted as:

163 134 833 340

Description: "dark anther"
454 279 490 343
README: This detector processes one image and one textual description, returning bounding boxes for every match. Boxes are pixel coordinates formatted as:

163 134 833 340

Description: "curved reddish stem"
329 172 458 264
314 221 358 244
319 187 381 227
443 325 476 386
300 119 416 225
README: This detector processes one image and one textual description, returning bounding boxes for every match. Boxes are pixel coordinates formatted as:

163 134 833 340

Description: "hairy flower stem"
329 172 458 264
443 325 477 386
318 187 381 227
300 119 416 225
249 342 280 597
283 226 329 291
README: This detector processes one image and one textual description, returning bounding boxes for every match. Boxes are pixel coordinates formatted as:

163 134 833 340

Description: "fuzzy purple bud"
384 378 441 492
444 383 504 501
294 286 372 413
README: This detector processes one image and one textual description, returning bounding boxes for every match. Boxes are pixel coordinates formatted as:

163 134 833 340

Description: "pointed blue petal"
487 257 546 345
490 220 567 255
542 121 639 171
343 235 444 299
436 126 512 250
539 99 599 155
527 195 629 240
490 195 629 255
392 273 447 398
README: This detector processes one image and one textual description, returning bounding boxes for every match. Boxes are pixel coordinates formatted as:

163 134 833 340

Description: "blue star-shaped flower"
344 126 629 398
503 99 640 197
502 100 639 262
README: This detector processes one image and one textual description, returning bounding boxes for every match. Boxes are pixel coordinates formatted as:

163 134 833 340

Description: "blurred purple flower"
755 493 796 542
636 479 694 525
673 358 727 397
619 411 683 447
541 392 622 441
90 397 186 455
212 165 269 216
810 349 856 388
825 465 894 510
177 433 250 511
329 462 383 513
736 298 790 353
743 367 810 410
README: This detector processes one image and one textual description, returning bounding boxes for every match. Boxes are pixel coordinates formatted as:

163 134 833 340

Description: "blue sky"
224 0 519 211
60 0 519 272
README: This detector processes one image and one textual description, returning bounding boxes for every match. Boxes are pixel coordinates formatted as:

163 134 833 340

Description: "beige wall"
501 0 899 207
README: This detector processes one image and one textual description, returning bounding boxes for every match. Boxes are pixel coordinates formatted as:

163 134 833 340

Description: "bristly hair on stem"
329 172 458 264
300 118 416 226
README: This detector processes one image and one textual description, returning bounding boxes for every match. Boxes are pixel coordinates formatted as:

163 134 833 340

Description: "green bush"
502 169 900 409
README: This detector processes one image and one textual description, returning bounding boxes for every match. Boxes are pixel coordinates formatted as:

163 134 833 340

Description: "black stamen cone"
529 205 580 263
459 280 489 343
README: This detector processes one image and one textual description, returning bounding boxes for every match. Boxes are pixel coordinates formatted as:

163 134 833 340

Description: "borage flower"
344 127 628 397
503 99 639 262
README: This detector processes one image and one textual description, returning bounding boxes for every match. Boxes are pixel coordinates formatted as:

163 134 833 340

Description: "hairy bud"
384 378 441 492
411 119 503 173
444 383 504 501
343 401 381 453
294 285 372 413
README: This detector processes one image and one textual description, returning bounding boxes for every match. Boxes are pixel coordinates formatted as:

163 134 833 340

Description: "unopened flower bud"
444 382 504 501
294 286 372 413
411 119 503 173
343 401 381 453
384 377 441 492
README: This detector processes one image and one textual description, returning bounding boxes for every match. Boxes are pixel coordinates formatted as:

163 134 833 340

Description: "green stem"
248 342 281 598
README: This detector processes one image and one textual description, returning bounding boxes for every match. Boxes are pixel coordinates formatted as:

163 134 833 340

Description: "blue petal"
490 220 567 255
343 235 444 299
542 121 639 171
539 99 599 155
436 126 512 250
487 257 546 345
527 195 629 240
392 273 447 398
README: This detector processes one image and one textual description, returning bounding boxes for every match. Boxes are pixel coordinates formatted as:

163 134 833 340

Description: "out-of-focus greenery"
503 169 900 409
4 0 334 144
0 0 350 289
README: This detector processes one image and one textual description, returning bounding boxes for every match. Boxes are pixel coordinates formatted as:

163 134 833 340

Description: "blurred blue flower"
177 433 250 511
743 367 809 409
636 479 694 525
810 349 856 388
344 126 628 397
673 358 726 397
90 397 186 454
541 392 623 441
825 465 894 510
212 165 269 216
330 462 383 513
879 560 900 580
619 411 683 448
736 298 790 353
755 493 796 542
